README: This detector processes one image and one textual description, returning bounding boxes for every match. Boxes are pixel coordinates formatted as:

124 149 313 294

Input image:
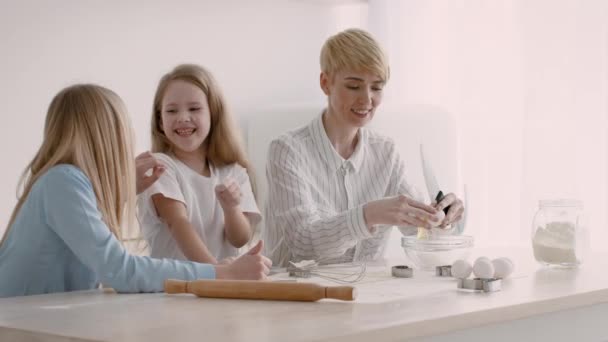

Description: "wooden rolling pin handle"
165 279 188 294
165 279 357 301
326 286 357 301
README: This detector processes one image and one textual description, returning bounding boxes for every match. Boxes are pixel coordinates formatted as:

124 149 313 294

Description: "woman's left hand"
215 178 242 209
434 192 465 228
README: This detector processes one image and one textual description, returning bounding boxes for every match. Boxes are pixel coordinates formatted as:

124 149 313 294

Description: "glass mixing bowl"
402 235 474 271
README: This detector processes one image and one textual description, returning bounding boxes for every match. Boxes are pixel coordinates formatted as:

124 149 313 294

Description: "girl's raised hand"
214 240 272 280
215 178 242 209
135 151 165 195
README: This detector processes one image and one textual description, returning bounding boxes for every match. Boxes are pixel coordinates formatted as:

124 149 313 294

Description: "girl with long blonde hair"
137 64 260 264
0 84 270 298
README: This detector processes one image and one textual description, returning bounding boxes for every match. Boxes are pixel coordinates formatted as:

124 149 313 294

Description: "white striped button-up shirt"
263 113 423 266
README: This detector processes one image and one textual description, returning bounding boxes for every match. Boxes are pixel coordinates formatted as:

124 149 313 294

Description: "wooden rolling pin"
165 279 356 302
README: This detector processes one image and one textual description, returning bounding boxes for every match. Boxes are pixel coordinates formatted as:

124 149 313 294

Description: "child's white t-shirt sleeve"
146 155 186 205
139 155 187 226
233 166 262 225
146 168 186 205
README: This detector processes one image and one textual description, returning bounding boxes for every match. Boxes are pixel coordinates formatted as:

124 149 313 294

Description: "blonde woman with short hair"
137 64 261 264
0 84 270 298
264 29 465 266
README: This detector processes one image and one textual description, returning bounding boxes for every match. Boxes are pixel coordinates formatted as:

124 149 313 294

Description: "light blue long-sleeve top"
0 164 215 298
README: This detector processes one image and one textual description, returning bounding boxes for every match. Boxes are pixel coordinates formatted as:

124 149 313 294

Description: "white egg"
476 256 491 263
473 257 495 279
430 226 455 236
492 257 514 279
429 210 446 228
451 259 473 279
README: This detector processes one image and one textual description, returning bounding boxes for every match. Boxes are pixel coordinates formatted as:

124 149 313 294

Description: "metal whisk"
286 260 367 284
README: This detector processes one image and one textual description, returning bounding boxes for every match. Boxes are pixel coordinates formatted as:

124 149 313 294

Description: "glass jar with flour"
532 199 587 267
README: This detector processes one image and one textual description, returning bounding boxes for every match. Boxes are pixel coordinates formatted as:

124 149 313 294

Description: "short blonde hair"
151 64 257 199
320 28 389 81
1 84 136 246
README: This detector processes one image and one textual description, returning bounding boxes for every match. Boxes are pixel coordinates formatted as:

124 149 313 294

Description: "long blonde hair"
1 84 136 246
151 64 256 198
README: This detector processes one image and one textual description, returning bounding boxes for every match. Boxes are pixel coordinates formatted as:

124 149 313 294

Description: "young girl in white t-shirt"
137 64 261 264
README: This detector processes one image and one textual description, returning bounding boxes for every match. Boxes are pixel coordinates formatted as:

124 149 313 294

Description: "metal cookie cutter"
436 265 452 277
288 270 311 278
457 278 502 292
391 265 414 278
287 264 312 278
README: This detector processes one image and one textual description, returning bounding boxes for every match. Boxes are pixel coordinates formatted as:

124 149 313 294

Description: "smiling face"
159 80 211 156
321 69 385 129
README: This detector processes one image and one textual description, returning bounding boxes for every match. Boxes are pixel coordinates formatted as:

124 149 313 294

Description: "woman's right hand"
215 240 272 280
363 195 439 229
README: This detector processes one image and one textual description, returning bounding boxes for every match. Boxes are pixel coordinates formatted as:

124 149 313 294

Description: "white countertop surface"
2 247 608 341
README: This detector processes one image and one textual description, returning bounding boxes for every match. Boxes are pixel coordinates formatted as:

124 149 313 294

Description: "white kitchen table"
1 247 608 341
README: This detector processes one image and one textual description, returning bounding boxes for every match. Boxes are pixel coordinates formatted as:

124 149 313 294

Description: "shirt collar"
309 111 367 173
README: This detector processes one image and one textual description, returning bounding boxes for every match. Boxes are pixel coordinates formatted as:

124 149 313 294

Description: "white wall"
0 0 345 234
520 0 608 251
